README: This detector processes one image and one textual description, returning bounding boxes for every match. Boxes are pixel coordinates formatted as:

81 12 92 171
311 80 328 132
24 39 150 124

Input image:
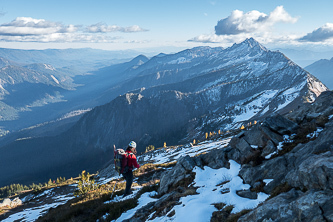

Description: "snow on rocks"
306 127 323 139
2 194 74 222
110 191 158 222
138 138 231 165
151 161 269 222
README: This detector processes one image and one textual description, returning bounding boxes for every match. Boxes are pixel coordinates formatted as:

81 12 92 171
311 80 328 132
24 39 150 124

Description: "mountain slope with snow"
68 38 327 152
0 38 328 189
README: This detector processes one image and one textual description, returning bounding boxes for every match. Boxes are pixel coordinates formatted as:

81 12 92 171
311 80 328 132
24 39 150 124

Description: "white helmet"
128 141 137 148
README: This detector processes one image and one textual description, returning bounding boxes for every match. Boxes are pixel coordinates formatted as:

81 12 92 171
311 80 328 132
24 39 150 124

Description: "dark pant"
122 170 133 196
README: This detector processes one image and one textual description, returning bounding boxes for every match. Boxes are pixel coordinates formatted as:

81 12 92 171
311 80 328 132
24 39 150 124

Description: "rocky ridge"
132 90 333 221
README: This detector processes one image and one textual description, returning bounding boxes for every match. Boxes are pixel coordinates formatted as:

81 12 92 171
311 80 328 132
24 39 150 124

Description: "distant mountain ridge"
305 58 333 89
0 47 143 72
0 38 327 187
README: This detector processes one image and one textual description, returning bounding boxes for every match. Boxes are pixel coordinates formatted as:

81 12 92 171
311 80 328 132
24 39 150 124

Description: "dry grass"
226 209 252 222
37 180 159 222
268 182 292 200
36 162 165 222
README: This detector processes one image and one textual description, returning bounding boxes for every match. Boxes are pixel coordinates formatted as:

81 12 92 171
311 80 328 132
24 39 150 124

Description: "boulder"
243 125 268 147
236 190 257 199
239 189 333 222
158 155 196 195
285 151 333 190
228 137 254 164
239 156 291 193
260 126 283 145
262 114 299 135
200 148 229 169
261 140 276 157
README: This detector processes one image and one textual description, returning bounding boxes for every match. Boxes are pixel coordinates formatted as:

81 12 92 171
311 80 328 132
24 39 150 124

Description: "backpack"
114 146 130 175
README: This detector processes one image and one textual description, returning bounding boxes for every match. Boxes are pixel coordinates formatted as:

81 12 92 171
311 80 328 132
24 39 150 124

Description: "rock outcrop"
157 91 333 221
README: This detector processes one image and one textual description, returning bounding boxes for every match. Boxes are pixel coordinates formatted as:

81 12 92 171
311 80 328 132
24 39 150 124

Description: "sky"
0 0 333 53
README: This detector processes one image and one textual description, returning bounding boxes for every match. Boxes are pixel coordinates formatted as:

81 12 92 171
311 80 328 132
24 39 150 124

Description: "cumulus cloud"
87 23 148 33
188 32 301 47
0 33 121 43
299 23 333 42
0 17 148 43
215 6 297 35
0 17 78 36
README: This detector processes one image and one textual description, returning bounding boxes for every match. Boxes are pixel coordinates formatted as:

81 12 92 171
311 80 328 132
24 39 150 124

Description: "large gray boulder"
239 156 292 193
199 147 229 169
262 114 299 135
159 155 196 195
285 151 333 190
239 189 333 222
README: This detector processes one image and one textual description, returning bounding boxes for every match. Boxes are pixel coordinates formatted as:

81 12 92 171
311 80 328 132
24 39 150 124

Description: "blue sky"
0 0 333 52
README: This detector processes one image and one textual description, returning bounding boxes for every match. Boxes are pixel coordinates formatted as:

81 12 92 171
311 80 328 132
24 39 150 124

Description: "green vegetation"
0 176 73 201
74 171 99 197
0 184 28 199
145 144 155 152
38 173 159 222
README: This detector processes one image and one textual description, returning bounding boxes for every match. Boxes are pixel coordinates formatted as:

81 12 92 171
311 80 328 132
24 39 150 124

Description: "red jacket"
126 150 140 170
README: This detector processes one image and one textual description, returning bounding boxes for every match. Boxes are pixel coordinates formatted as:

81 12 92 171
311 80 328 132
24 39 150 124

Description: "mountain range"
0 38 328 187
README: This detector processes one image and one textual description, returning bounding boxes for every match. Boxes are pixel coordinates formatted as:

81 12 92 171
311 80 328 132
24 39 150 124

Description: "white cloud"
0 17 148 43
124 40 150 44
0 17 77 36
299 23 333 42
215 6 297 35
0 33 121 43
188 32 301 46
87 23 148 33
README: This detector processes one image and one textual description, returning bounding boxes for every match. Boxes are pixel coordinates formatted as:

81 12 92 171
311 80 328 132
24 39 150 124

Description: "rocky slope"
114 90 333 221
1 91 331 221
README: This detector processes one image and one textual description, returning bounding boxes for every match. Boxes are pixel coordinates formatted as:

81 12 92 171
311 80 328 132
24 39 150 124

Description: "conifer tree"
74 171 98 196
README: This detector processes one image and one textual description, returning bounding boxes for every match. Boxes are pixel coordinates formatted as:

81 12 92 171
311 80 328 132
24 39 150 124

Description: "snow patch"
110 191 158 222
168 57 191 64
151 160 269 222
138 138 231 165
263 179 273 185
2 194 74 222
232 90 278 123
251 145 259 149
44 64 55 71
50 75 59 84
306 128 323 139
276 81 306 111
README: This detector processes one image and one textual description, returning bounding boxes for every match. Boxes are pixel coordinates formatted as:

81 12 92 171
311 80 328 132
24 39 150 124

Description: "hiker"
122 141 140 197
